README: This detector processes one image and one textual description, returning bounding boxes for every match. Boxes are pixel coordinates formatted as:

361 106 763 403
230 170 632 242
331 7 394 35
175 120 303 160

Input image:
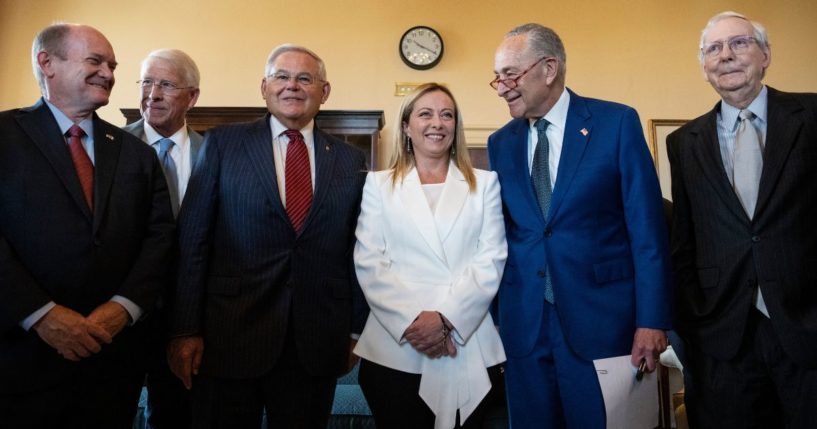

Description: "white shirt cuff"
110 295 143 325
20 301 57 331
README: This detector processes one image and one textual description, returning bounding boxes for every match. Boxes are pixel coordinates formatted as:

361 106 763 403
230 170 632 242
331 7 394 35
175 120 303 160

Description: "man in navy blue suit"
167 44 367 428
487 23 672 428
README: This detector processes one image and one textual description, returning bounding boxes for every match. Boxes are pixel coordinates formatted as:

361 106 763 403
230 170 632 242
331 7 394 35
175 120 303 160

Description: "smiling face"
260 51 330 130
403 90 457 163
140 57 199 137
494 34 561 119
702 16 770 108
39 26 116 121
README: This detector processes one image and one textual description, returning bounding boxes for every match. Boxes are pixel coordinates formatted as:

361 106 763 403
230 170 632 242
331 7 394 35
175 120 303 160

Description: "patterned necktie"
532 118 555 304
157 138 180 217
66 124 94 210
733 109 763 219
284 129 312 232
733 110 769 317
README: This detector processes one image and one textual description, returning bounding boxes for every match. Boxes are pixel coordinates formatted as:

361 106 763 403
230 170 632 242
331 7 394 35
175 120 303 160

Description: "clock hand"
412 40 438 55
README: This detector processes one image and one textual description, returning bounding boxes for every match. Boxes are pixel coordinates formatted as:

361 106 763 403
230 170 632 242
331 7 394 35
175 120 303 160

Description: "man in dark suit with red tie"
668 11 817 428
167 44 367 428
0 23 175 427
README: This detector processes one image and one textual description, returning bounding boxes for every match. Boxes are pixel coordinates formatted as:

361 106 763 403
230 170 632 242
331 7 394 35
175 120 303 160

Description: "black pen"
635 358 647 381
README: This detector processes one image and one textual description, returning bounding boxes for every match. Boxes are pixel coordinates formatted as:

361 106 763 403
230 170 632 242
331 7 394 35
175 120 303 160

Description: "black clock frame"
399 26 444 70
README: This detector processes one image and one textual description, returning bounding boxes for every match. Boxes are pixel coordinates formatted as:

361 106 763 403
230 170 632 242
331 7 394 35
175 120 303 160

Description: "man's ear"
544 57 559 86
320 81 331 104
37 51 55 79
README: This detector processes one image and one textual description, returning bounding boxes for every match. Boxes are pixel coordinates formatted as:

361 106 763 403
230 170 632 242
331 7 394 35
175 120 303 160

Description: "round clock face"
399 26 444 70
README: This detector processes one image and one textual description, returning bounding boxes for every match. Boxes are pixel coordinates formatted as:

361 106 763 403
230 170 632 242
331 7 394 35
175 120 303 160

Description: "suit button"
751 236 760 242
544 229 552 237
537 270 546 277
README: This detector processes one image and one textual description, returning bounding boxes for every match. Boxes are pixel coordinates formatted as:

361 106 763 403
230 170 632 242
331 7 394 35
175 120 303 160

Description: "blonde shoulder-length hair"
387 83 476 192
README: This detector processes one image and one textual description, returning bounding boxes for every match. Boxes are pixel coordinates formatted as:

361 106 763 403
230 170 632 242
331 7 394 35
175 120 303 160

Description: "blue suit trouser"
504 300 606 428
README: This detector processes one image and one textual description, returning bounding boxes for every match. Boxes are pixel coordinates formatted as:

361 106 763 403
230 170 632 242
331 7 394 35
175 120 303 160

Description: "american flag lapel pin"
105 133 114 140
580 128 589 136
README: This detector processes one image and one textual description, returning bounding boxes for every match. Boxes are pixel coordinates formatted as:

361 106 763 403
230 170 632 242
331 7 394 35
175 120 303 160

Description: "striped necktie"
284 129 312 232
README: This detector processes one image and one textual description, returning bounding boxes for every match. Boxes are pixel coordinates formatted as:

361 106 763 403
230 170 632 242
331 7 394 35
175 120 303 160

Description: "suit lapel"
755 87 802 218
435 163 468 244
506 119 543 224
400 168 447 264
692 105 753 221
16 99 92 220
243 116 288 224
92 117 121 234
301 129 336 234
548 90 591 222
189 126 204 167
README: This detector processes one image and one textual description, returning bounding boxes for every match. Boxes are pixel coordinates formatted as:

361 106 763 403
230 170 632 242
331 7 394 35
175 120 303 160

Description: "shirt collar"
144 122 189 149
269 115 315 143
529 87 570 131
720 85 768 131
44 98 93 137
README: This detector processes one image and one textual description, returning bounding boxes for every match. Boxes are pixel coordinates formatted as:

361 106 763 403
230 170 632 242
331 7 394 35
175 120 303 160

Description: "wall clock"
399 26 444 70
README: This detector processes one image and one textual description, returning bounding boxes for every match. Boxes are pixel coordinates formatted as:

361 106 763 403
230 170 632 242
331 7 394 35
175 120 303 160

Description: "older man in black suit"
167 44 367 428
668 11 817 429
0 23 174 427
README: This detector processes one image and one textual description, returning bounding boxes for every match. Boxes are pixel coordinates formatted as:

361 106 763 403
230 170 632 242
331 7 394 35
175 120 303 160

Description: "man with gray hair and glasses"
123 48 204 428
668 11 817 428
488 23 671 427
167 44 367 428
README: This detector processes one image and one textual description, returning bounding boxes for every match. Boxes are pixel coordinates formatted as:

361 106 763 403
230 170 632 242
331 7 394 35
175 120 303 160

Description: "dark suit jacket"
122 118 204 168
668 87 817 368
488 89 672 361
169 114 367 379
0 99 176 393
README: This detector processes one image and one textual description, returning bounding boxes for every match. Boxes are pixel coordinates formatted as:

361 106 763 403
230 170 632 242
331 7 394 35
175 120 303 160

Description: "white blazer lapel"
435 162 468 244
399 168 447 264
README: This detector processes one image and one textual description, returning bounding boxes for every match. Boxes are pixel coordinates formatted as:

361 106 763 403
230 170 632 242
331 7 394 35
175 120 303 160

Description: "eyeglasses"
137 79 194 94
490 56 550 90
266 72 323 86
701 35 758 59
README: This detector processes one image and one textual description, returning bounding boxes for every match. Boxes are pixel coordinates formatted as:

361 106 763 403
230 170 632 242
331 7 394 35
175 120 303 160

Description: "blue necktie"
156 138 180 217
532 118 555 303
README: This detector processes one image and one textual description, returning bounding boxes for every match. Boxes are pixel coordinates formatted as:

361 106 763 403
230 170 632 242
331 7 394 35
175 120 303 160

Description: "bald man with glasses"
668 11 817 428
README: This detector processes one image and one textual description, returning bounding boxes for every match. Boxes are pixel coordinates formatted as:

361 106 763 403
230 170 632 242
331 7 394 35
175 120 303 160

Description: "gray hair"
264 44 326 80
699 11 770 64
142 48 201 88
506 23 566 77
31 23 72 94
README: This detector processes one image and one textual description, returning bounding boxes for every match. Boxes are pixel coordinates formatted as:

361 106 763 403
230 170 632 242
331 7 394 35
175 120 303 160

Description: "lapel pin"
105 133 114 140
580 128 589 136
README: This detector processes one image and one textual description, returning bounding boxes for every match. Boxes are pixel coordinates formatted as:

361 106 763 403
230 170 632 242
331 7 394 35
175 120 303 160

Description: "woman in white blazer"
354 83 507 429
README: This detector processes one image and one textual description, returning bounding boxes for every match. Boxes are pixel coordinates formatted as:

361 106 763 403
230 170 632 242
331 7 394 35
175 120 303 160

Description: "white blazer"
354 163 507 429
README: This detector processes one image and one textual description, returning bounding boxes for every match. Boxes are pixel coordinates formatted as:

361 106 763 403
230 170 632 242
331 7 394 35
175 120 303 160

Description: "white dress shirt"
527 88 571 189
144 122 193 201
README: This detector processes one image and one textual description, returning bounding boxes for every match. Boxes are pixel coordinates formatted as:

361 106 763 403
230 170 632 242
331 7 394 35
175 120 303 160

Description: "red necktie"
66 124 94 210
284 129 312 231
